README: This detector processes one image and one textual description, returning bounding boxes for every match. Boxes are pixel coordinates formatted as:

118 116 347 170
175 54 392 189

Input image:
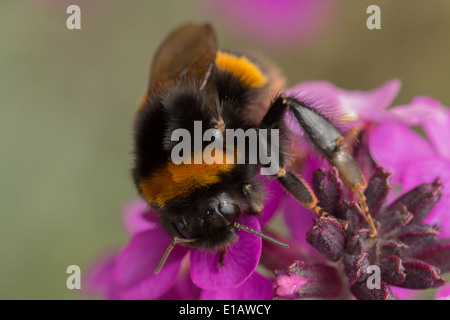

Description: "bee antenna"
154 237 195 274
233 222 289 248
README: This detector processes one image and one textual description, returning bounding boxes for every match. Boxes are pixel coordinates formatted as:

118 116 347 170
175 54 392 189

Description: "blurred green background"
1 0 449 299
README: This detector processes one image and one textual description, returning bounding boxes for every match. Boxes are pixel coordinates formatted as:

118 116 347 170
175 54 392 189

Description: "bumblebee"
133 23 377 273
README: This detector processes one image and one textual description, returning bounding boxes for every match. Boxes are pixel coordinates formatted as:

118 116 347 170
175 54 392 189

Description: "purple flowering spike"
397 260 446 289
190 215 262 290
364 168 392 218
336 200 366 235
114 229 188 300
306 217 345 261
402 160 450 237
379 256 406 285
377 205 413 235
397 224 441 255
351 280 396 300
384 179 443 225
413 239 450 273
297 166 449 300
273 260 342 299
343 253 370 286
200 272 274 300
381 240 409 257
312 167 343 215
345 231 367 256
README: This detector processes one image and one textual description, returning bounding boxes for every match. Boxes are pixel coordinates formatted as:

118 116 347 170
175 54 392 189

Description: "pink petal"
387 101 436 126
340 79 401 114
259 178 284 225
287 79 401 125
84 252 121 300
436 284 450 300
199 272 274 300
122 199 160 235
114 228 188 300
423 102 450 160
390 287 419 300
158 256 201 300
199 0 337 49
402 158 450 238
411 96 443 108
286 81 340 108
190 215 262 290
369 124 435 183
261 233 323 271
356 109 408 125
284 196 316 247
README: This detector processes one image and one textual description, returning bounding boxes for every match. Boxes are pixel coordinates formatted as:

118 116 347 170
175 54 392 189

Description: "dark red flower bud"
307 217 345 261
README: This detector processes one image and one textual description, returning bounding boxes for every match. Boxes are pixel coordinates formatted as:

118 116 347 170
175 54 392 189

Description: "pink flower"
197 0 339 50
283 79 405 248
286 79 434 127
282 80 441 245
88 79 449 300
370 98 450 238
280 80 450 300
199 272 274 300
274 167 449 300
436 284 450 300
86 181 282 300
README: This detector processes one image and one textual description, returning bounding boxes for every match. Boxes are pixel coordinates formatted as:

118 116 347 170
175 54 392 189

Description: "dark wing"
149 23 217 90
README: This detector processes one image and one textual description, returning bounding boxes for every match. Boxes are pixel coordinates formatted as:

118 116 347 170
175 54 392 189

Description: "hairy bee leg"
276 168 349 230
329 150 377 237
154 237 196 274
284 97 377 237
218 247 227 269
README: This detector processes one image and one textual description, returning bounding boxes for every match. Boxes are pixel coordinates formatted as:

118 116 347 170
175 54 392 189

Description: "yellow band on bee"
139 151 235 207
215 51 268 88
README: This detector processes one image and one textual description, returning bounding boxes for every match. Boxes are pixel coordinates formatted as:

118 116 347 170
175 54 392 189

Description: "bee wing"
149 23 217 90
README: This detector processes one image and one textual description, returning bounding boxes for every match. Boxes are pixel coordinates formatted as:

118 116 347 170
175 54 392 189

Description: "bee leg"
275 168 349 230
284 97 377 237
218 247 227 269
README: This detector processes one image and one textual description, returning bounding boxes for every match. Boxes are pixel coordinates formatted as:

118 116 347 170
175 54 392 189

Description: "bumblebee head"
154 189 288 274
162 192 241 249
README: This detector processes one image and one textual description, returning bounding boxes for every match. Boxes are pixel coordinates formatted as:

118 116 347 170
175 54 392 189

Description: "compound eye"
218 203 240 223
175 218 191 239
